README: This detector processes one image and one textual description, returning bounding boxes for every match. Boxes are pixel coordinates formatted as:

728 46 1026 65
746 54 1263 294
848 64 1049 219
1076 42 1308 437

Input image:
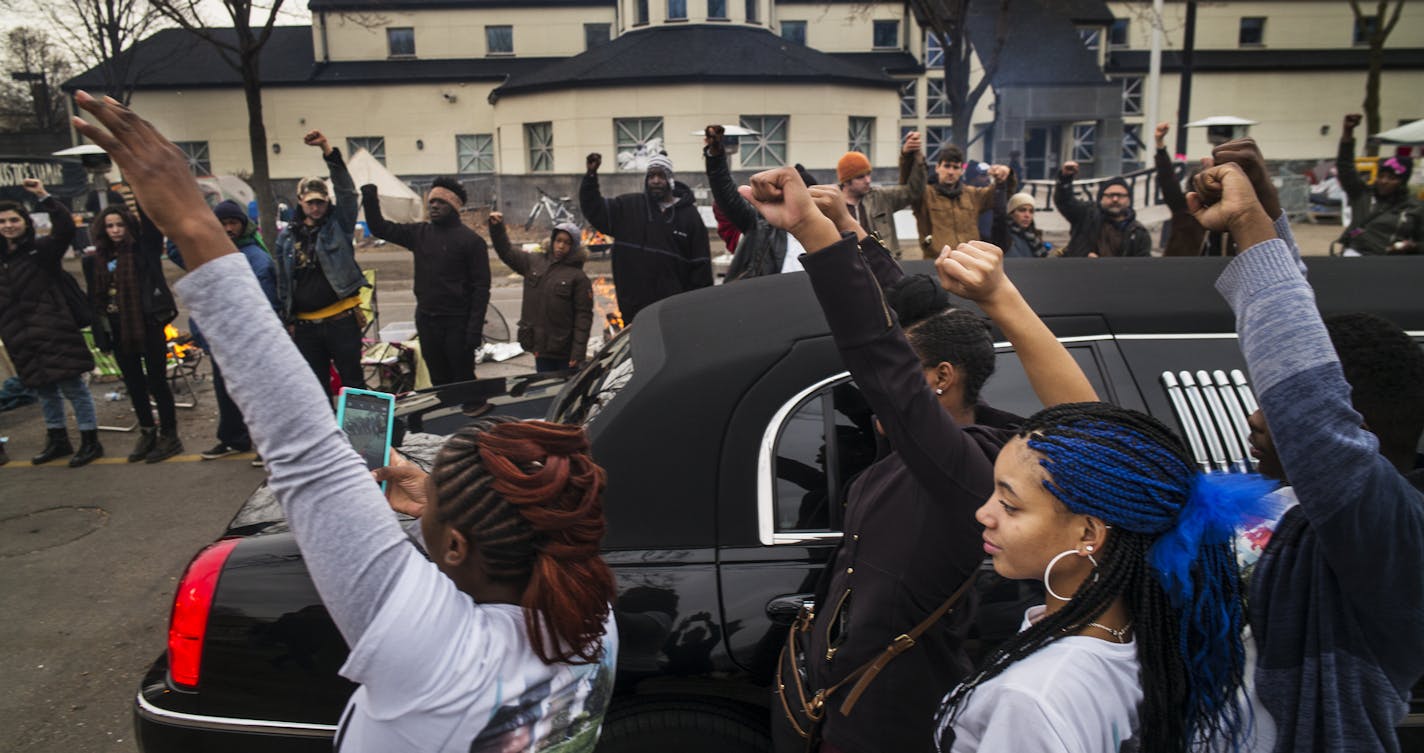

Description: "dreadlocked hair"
937 402 1265 753
430 416 616 666
884 275 997 404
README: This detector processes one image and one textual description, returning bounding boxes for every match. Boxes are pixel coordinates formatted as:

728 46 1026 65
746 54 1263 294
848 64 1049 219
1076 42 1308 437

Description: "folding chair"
83 328 137 432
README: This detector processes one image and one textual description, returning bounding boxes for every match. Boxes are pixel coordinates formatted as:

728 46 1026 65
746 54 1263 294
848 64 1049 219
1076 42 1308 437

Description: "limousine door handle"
766 593 816 626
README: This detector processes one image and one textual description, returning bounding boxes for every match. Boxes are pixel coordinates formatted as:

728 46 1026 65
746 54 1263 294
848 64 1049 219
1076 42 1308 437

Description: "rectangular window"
924 127 952 162
745 0 758 23
667 0 686 20
739 115 788 168
900 79 917 118
614 117 665 170
1122 124 1144 168
174 141 211 175
635 0 649 25
1078 26 1101 52
585 23 611 50
1109 18 1129 47
387 27 415 57
848 117 874 157
1120 76 1143 115
708 0 727 19
347 137 386 166
924 31 944 67
1353 15 1378 45
456 134 495 174
873 19 899 49
781 20 806 45
1071 123 1096 163
927 78 950 118
1238 17 1265 46
525 122 553 173
486 25 513 55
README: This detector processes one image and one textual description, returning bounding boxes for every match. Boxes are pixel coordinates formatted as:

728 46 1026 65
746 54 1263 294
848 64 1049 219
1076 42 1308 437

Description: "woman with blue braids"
933 402 1275 753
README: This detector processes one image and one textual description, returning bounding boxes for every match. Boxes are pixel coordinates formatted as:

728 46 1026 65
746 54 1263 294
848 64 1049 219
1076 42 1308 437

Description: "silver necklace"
1088 622 1132 643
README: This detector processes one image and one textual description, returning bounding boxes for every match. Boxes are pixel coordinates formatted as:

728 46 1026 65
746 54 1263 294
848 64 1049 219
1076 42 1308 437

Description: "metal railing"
1017 163 1182 213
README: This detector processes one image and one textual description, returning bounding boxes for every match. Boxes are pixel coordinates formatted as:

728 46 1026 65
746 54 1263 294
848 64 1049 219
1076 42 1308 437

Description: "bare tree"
908 0 1012 151
1348 0 1407 156
1 27 74 132
34 0 165 104
146 0 286 243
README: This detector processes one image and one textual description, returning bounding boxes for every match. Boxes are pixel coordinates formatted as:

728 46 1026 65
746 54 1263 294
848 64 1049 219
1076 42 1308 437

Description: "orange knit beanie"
837 152 872 184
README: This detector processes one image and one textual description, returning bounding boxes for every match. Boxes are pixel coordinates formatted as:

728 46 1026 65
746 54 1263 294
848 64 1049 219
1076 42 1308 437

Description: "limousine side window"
769 346 1110 539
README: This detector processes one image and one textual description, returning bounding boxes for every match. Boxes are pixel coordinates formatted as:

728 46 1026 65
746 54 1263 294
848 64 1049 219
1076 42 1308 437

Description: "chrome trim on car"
1231 370 1259 414
135 692 337 738
1198 370 1249 473
1162 371 1211 471
1180 371 1229 471
758 372 852 546
1213 370 1256 472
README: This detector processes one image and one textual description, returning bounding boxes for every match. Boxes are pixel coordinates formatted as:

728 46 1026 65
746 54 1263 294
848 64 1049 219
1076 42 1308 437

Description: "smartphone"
336 388 396 484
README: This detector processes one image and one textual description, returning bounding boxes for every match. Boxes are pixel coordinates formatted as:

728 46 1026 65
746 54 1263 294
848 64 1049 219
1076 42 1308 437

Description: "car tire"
595 699 771 753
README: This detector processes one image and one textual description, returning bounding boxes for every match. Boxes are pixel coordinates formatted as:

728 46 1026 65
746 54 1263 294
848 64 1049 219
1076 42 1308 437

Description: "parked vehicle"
134 257 1424 752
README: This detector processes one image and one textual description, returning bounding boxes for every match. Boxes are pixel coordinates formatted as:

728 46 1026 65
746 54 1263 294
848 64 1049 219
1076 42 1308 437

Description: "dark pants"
111 315 177 430
293 312 367 396
415 311 475 386
535 356 568 373
210 360 251 450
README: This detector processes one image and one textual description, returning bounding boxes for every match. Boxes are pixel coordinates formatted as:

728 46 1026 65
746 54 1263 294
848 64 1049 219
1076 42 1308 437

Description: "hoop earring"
1043 549 1099 602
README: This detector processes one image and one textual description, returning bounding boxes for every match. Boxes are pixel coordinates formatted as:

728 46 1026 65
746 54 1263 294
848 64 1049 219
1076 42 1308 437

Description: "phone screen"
340 391 394 471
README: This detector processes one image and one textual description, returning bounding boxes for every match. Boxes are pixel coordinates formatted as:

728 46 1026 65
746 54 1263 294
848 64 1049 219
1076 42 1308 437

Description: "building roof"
1108 48 1424 73
829 51 925 77
965 0 1109 87
491 24 903 99
63 26 563 90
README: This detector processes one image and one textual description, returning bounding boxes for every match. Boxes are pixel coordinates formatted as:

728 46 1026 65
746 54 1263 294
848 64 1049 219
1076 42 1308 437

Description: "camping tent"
1373 119 1424 145
348 148 423 223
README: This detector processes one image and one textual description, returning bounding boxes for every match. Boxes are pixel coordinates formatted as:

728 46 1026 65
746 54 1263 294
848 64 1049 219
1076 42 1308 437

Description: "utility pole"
1174 0 1197 156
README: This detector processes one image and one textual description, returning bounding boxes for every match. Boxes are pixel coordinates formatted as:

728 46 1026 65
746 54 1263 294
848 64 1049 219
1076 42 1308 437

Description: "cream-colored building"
62 0 1422 188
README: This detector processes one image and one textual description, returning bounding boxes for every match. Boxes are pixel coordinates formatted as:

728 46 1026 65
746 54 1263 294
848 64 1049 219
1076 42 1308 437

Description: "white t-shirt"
781 235 806 273
337 548 619 753
940 606 1141 753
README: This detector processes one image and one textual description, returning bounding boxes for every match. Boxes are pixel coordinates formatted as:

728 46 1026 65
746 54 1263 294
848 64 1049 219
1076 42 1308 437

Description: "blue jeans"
34 375 98 431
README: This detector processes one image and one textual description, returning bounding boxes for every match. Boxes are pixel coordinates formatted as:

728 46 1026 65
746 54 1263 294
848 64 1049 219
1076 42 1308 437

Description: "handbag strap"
831 572 976 716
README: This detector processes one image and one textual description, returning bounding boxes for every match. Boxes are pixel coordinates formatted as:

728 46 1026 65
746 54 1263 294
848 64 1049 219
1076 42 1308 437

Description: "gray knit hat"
646 153 674 184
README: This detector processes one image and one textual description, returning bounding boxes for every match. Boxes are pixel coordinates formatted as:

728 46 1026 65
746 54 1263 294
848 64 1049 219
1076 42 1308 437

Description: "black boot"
128 427 157 463
146 428 184 464
31 428 74 465
69 430 105 467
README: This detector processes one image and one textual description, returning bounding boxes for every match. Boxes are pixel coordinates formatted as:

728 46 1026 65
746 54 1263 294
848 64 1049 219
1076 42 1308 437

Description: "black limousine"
134 256 1424 752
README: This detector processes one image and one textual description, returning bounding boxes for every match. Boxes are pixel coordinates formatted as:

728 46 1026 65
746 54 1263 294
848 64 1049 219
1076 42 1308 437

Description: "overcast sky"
4 0 313 54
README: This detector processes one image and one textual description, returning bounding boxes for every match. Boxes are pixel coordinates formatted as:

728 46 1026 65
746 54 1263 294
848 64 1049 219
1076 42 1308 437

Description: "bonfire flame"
164 323 195 360
591 275 623 333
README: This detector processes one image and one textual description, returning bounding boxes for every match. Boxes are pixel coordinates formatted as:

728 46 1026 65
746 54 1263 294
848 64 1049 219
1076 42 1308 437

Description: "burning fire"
164 323 195 360
591 275 623 333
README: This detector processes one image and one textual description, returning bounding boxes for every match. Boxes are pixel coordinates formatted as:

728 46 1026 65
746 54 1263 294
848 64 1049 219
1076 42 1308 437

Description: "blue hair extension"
1148 472 1279 608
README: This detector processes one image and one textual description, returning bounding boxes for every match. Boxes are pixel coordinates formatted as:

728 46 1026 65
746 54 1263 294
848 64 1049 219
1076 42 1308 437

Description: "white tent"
1373 119 1424 145
197 175 255 208
348 148 423 223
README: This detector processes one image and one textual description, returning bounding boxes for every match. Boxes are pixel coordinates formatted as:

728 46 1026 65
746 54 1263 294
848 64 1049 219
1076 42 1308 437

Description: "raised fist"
488 211 503 226
902 131 922 154
988 164 1011 183
1154 121 1170 147
1343 113 1363 131
704 125 726 157
1060 161 1080 178
21 178 44 196
303 130 328 150
586 153 602 173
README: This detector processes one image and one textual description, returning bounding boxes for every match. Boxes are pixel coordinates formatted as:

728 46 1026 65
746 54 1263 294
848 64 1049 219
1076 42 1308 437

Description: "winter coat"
0 195 93 386
273 148 366 321
1337 138 1423 255
912 175 1013 259
1053 175 1153 257
361 186 490 345
85 209 178 335
489 221 594 363
1155 148 1209 257
857 151 926 256
579 172 711 324
704 148 789 281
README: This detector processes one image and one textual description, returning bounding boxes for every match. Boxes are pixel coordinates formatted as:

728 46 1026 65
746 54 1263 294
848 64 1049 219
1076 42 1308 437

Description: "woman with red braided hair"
66 92 617 753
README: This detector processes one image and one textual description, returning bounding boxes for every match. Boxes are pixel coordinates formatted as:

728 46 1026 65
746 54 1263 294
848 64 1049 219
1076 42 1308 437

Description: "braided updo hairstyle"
937 402 1268 753
430 417 616 665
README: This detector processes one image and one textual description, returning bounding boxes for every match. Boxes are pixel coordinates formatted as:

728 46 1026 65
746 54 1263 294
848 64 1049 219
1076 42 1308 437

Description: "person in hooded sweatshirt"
487 213 593 373
361 177 490 386
579 151 710 324
1053 161 1152 258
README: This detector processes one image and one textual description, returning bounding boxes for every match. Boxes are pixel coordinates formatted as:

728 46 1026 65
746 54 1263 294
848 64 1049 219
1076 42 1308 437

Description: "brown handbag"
773 574 975 748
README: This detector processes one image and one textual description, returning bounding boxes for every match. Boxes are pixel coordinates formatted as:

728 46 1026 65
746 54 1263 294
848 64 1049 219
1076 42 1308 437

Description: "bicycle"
524 186 578 231
483 306 511 344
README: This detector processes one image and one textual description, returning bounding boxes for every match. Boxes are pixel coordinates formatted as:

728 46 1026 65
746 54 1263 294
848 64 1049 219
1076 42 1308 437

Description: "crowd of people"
0 90 1419 753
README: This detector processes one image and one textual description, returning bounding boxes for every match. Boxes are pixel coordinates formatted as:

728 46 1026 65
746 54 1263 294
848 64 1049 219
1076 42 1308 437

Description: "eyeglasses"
1102 193 1130 200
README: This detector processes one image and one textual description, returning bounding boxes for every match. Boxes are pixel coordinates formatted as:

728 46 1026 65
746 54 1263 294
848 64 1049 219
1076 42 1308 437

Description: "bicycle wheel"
483 306 511 343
